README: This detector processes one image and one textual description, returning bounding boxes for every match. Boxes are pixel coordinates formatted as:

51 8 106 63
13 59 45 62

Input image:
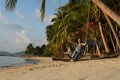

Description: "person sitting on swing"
71 38 86 61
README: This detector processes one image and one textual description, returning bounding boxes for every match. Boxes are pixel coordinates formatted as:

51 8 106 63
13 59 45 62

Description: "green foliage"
25 43 34 55
25 43 53 57
46 0 91 56
34 46 41 56
40 0 45 21
42 47 53 57
45 0 120 55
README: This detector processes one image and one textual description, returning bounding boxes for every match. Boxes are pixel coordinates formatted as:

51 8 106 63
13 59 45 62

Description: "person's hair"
76 38 80 44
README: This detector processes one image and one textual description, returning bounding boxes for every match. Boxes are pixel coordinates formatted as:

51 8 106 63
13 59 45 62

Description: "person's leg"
72 51 82 61
73 52 78 61
75 51 82 61
71 51 76 61
71 51 76 58
71 51 79 61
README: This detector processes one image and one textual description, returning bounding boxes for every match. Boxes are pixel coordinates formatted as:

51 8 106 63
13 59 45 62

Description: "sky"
0 0 68 53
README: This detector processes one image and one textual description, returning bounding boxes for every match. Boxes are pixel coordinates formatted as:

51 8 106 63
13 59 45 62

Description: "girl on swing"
71 38 86 61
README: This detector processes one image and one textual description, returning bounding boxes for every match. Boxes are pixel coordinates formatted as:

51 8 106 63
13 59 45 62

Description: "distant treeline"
25 43 53 57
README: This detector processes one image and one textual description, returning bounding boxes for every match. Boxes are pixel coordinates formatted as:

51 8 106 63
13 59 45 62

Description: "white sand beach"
0 57 120 80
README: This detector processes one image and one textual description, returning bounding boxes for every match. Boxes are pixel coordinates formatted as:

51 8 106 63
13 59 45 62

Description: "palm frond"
40 0 45 22
5 0 17 11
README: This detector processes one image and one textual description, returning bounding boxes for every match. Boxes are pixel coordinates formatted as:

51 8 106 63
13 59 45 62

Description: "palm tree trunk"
103 13 120 50
94 38 101 57
96 43 101 57
91 0 120 25
109 32 116 52
99 22 110 53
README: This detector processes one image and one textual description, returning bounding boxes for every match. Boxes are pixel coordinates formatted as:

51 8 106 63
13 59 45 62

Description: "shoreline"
0 57 120 80
0 57 58 69
0 56 39 68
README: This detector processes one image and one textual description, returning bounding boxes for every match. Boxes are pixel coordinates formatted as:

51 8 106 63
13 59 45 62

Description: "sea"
0 56 38 67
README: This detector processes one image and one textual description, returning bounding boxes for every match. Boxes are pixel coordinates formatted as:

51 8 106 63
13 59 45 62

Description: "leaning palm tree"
91 0 120 50
103 13 120 50
91 0 120 25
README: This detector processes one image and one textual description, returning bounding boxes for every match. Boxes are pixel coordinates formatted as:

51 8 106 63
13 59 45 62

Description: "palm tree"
25 43 34 55
46 10 69 57
103 13 120 50
91 0 120 50
91 0 120 25
89 2 111 54
99 22 110 53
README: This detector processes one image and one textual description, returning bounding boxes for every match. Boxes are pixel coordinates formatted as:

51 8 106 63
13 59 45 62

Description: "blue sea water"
0 56 38 67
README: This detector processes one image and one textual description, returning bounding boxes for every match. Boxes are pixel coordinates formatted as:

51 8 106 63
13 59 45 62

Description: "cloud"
3 23 24 30
0 11 30 52
34 9 40 17
0 11 10 24
15 11 24 19
0 11 25 33
44 15 56 24
34 9 56 24
15 30 31 45
0 23 25 37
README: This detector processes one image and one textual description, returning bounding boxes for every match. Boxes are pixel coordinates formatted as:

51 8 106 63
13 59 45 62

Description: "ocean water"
0 56 38 67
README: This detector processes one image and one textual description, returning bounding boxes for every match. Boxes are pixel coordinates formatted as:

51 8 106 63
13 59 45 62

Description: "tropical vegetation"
5 0 120 57
25 43 53 57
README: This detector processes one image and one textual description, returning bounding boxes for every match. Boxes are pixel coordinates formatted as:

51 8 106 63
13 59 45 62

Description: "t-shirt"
75 44 82 52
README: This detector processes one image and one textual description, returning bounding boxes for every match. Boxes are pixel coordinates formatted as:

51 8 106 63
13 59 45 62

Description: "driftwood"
52 52 120 61
52 57 70 61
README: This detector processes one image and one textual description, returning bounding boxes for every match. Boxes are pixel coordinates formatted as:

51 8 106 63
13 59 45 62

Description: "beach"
0 57 120 80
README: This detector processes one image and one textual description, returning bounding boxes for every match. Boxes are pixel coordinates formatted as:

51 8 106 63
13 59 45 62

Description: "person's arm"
81 42 86 46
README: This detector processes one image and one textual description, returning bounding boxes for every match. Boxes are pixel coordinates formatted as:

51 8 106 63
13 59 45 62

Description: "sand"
0 57 120 80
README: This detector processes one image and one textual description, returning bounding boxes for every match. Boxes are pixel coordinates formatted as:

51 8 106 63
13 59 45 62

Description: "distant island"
0 51 25 57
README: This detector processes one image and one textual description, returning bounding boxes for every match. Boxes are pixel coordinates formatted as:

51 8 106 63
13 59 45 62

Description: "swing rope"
85 0 90 53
